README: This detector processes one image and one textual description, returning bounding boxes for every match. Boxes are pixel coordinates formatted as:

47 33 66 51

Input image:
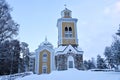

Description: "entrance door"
67 56 74 69
69 61 73 68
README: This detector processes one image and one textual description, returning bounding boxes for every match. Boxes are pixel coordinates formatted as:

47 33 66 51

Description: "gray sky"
6 0 120 60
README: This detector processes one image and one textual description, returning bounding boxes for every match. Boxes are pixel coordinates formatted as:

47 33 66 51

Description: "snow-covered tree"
111 36 120 70
88 59 96 69
83 58 96 70
20 42 30 72
83 60 89 70
104 46 114 69
0 40 10 75
0 40 20 75
10 40 20 74
0 0 19 43
0 0 19 75
97 55 107 69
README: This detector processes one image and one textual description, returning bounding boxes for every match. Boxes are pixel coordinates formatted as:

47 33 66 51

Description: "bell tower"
57 7 78 47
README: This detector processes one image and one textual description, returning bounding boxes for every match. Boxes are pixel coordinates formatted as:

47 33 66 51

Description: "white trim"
74 21 78 44
57 17 78 46
35 44 55 74
55 45 83 55
42 52 47 62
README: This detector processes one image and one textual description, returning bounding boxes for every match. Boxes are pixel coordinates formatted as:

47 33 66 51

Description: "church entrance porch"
55 52 83 70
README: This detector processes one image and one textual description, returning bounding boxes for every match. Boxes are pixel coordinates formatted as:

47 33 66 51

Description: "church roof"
29 52 35 58
55 46 66 53
55 45 83 55
61 8 72 13
39 37 53 48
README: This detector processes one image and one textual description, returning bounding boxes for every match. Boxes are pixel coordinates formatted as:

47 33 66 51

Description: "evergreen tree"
97 55 107 69
111 37 120 70
10 40 20 74
83 60 89 70
83 59 96 70
104 46 114 69
20 42 30 72
0 0 19 75
0 40 20 75
0 40 11 75
87 60 96 69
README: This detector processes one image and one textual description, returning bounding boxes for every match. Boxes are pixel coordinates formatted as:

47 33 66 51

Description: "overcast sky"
6 0 120 60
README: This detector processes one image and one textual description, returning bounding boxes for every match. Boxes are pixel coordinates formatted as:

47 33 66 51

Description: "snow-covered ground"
16 69 120 80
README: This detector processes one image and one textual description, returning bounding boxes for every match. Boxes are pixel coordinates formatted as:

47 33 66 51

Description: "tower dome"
39 37 53 48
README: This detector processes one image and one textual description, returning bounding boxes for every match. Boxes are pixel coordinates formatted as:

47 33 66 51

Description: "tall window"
64 27 72 38
42 53 47 62
69 27 72 37
42 65 47 73
65 27 69 37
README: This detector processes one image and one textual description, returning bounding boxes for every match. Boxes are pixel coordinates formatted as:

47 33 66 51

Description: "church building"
34 7 83 74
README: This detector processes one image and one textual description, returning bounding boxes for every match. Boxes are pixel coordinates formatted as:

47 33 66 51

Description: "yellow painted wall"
62 22 77 45
62 39 76 45
39 50 51 74
62 22 75 38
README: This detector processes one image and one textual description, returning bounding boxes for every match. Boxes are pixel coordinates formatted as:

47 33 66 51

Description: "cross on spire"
64 4 67 8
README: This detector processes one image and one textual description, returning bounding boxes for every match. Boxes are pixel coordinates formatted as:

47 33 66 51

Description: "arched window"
64 12 70 17
64 27 73 38
65 27 69 37
69 27 72 37
64 12 67 16
69 27 72 31
65 27 68 31
42 53 47 62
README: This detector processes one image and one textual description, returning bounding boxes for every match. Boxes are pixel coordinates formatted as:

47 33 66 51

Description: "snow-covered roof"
61 8 72 13
29 52 35 58
55 45 66 53
55 45 83 55
39 37 53 48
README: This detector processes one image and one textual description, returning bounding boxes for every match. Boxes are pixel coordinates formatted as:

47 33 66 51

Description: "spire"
61 4 72 18
64 4 67 9
45 36 47 42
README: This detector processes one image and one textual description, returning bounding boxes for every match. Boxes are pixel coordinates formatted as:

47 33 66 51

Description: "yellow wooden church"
34 7 83 74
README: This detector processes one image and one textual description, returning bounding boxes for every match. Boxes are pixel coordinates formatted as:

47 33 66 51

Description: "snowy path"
16 69 120 80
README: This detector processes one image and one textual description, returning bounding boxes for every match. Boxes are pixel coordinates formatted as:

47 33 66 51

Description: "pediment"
63 45 78 54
